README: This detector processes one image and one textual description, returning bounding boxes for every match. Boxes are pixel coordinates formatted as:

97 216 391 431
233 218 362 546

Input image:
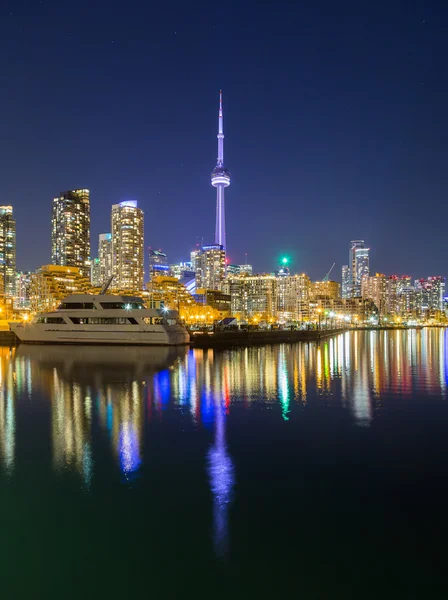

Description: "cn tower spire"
211 90 230 249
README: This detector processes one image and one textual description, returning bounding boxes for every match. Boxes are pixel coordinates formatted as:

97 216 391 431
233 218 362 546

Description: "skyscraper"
111 200 144 290
349 240 369 297
0 206 16 297
98 233 113 284
211 91 230 250
51 189 90 277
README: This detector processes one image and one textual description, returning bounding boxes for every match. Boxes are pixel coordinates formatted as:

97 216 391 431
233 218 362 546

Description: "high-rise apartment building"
98 233 113 285
415 276 445 316
361 273 386 314
224 274 277 319
386 275 411 315
111 200 144 290
0 206 16 296
341 265 350 299
223 273 311 321
349 240 369 297
195 244 226 291
277 274 311 321
51 189 90 277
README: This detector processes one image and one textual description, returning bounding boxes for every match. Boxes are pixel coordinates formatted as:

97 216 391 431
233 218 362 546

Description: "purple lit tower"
211 90 231 250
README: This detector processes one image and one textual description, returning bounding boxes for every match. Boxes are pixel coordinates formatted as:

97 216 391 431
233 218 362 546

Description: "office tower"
15 270 32 309
148 248 170 280
90 258 101 287
0 206 16 296
211 91 231 250
111 200 144 290
227 264 242 276
342 265 350 298
98 233 113 285
51 189 90 277
349 240 369 297
170 262 194 280
238 264 253 275
195 244 226 291
361 273 386 314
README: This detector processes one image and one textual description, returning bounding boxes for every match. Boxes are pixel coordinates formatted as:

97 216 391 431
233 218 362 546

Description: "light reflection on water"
0 329 448 557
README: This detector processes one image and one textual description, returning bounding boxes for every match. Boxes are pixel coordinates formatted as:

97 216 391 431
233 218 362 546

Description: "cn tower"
211 90 230 250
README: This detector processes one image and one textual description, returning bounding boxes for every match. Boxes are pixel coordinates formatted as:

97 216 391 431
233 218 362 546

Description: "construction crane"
323 263 335 282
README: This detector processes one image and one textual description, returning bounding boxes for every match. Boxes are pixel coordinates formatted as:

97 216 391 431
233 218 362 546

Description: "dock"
190 328 346 349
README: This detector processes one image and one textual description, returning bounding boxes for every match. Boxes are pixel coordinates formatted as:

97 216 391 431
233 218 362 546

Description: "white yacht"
10 294 190 346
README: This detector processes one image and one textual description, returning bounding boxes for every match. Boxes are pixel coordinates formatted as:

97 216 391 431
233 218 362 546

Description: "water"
1 329 448 598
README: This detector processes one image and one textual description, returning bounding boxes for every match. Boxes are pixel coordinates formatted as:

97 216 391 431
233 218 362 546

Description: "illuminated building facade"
195 245 226 291
341 265 350 299
169 262 194 280
277 274 311 321
98 233 112 284
0 206 16 297
195 289 231 317
228 264 253 276
148 275 195 310
349 240 369 297
211 91 230 250
361 273 386 314
90 258 101 287
111 201 144 290
148 248 170 281
311 280 340 300
30 265 92 312
415 276 445 317
51 190 90 277
386 275 412 315
15 270 32 309
223 274 277 319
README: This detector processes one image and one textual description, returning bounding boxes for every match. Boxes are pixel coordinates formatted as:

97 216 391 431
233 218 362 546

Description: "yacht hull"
10 324 190 346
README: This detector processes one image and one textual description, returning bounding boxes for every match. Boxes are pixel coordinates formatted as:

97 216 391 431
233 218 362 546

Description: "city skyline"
2 1 447 280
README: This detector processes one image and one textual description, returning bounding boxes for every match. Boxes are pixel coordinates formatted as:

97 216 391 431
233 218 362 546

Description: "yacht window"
88 317 129 325
58 302 96 309
142 317 163 325
127 317 138 325
46 317 66 324
100 302 126 309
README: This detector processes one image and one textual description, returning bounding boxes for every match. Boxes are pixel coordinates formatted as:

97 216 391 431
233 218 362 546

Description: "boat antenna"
100 275 114 295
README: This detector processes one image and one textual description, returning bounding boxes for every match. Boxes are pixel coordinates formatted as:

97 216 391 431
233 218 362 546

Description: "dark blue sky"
1 0 447 280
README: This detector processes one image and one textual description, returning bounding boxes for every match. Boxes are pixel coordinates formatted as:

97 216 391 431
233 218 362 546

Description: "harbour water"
1 329 448 597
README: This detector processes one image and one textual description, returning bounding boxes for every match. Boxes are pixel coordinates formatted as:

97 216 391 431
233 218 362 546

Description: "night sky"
1 0 447 280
